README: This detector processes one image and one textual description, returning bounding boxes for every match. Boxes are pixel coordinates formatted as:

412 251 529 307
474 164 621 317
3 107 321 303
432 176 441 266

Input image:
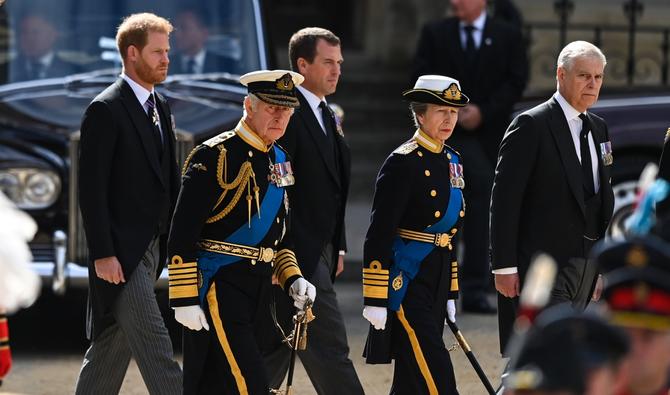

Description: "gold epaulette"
363 260 389 300
203 130 236 147
168 255 199 301
393 140 419 155
444 144 460 157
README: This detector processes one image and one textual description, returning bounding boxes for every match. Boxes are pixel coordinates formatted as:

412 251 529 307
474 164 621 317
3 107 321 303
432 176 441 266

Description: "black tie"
29 60 45 79
463 25 477 67
186 57 197 74
579 113 595 198
145 93 164 157
319 101 335 139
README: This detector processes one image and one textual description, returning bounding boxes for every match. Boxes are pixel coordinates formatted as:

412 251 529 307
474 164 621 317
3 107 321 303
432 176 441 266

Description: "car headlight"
0 168 61 209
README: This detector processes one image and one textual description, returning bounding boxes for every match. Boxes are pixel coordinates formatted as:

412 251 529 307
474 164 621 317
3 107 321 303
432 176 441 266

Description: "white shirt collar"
297 85 326 113
460 11 487 31
37 51 55 67
121 73 154 107
183 49 206 72
553 91 582 121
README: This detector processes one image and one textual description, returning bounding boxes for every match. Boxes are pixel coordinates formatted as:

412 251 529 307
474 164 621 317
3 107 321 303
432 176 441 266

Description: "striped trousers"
74 237 182 395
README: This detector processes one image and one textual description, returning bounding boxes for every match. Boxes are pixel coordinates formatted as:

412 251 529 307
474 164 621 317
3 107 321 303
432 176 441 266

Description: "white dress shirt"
459 11 487 50
121 73 163 136
181 49 206 74
297 85 328 135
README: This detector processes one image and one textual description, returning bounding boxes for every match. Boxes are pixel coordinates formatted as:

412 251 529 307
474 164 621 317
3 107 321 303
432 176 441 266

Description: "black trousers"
183 272 271 395
260 245 364 395
389 251 458 395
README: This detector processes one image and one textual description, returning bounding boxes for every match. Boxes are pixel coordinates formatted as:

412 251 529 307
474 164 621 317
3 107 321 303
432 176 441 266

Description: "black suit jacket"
170 51 238 75
277 90 351 279
78 78 180 338
490 98 614 351
412 15 528 162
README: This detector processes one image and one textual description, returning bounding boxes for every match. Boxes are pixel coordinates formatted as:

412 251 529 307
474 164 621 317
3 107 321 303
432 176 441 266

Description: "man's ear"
243 96 253 117
296 57 308 74
127 45 140 62
556 66 565 83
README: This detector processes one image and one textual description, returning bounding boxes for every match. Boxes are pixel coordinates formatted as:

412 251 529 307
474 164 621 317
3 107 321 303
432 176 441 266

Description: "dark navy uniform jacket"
363 129 463 308
167 121 302 308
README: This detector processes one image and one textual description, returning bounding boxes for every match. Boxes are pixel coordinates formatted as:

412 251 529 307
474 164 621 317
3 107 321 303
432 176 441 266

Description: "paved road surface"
1 282 503 395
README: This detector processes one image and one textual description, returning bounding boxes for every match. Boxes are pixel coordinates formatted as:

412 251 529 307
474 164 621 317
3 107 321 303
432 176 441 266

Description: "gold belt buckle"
258 247 275 263
435 233 450 248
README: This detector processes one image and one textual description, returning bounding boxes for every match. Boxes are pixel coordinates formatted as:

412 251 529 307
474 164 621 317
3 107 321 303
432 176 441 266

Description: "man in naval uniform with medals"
166 69 317 395
361 75 468 394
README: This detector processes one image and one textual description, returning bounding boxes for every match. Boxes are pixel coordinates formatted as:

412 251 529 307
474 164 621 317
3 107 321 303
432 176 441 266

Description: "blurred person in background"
170 8 237 75
11 10 82 81
412 0 528 314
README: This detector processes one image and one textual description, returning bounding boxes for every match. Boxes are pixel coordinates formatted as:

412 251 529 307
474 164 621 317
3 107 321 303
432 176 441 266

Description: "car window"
0 0 264 84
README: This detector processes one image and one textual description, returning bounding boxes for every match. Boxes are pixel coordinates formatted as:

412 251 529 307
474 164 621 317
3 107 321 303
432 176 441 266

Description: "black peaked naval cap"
403 75 469 107
239 69 304 109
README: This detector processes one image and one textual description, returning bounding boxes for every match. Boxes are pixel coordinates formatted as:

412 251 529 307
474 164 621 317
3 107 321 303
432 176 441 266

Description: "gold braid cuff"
274 249 302 289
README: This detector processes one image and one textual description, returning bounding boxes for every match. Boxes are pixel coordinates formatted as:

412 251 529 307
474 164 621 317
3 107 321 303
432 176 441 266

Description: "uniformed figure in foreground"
362 75 467 394
595 236 670 395
167 70 317 395
503 305 629 395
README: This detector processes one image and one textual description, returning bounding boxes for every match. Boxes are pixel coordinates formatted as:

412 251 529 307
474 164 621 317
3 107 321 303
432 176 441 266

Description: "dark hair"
288 27 340 71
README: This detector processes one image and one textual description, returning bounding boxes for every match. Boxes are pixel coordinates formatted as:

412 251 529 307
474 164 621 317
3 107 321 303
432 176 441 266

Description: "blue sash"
388 152 463 311
197 146 286 304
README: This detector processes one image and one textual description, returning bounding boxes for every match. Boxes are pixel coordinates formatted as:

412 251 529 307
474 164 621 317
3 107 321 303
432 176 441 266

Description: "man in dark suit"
74 13 182 394
490 41 614 354
10 11 82 82
412 0 528 313
170 9 237 75
262 27 364 394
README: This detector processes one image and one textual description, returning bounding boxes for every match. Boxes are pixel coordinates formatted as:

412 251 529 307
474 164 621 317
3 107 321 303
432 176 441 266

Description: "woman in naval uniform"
362 75 468 394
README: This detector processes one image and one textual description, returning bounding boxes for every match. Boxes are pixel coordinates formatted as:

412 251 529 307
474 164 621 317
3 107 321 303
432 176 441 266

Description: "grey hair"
243 93 262 117
557 40 607 71
409 102 429 129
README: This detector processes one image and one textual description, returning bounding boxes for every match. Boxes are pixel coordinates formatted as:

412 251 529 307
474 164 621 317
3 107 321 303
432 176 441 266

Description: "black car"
0 0 272 295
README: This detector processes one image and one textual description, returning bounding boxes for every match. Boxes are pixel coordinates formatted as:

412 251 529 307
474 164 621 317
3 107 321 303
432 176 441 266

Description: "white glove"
0 191 40 313
446 299 456 324
289 277 317 309
363 305 387 330
174 305 210 331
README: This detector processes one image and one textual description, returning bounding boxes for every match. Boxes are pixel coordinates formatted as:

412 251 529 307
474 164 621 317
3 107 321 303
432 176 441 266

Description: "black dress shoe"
461 295 497 314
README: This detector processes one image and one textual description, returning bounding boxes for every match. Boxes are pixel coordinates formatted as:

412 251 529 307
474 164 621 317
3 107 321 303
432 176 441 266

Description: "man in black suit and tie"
74 13 182 394
10 11 82 82
171 9 237 75
262 27 364 394
490 41 614 354
412 0 528 314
